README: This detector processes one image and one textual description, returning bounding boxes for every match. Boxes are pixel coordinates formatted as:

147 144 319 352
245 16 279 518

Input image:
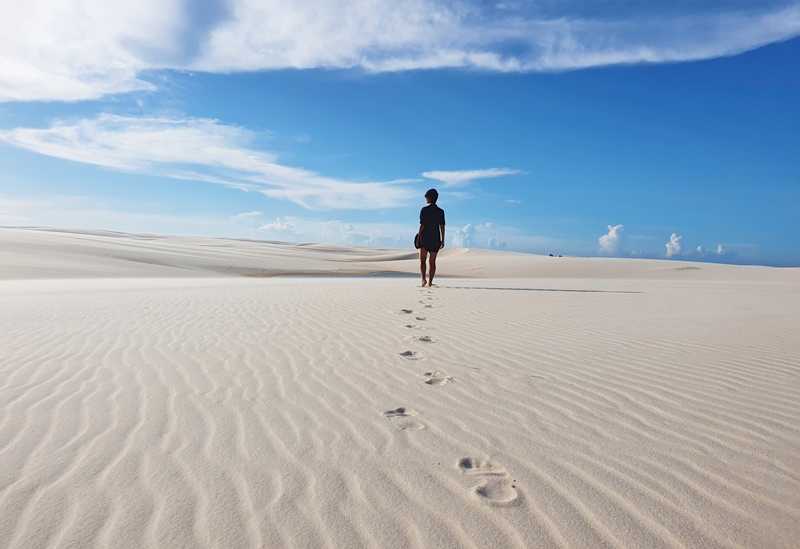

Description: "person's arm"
439 225 445 249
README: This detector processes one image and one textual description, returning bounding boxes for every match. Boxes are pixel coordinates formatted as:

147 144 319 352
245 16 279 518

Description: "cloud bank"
0 115 417 210
2 0 800 102
665 233 737 262
253 214 408 247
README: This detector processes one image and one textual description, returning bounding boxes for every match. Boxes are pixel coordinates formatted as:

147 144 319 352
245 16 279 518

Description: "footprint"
421 371 453 386
403 324 423 330
424 304 433 308
457 458 519 506
458 458 507 476
383 407 418 418
415 317 427 321
400 350 426 361
416 335 435 343
472 478 519 506
382 407 425 430
399 309 413 314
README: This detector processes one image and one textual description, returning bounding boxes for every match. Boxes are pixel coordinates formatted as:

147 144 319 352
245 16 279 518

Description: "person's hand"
439 242 444 249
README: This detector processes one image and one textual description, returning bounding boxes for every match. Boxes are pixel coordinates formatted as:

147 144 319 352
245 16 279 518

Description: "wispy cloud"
230 211 264 224
0 114 418 210
422 168 520 187
2 1 799 102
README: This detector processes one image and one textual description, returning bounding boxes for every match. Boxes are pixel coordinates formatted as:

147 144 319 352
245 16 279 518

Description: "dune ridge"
1 228 799 548
2 227 798 281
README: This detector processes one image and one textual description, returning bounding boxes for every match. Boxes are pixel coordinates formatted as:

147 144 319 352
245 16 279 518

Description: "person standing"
417 189 446 287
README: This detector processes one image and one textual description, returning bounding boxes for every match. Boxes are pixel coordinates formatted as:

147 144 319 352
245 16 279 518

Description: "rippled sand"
1 228 798 548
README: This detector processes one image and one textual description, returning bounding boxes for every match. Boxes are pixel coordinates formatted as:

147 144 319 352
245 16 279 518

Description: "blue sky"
1 1 799 266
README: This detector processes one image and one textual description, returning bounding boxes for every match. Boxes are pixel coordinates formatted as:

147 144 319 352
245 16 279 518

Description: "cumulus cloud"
452 224 476 247
422 168 520 187
692 244 737 261
598 224 625 255
666 232 682 257
666 234 737 261
3 0 800 101
0 114 417 210
452 223 507 249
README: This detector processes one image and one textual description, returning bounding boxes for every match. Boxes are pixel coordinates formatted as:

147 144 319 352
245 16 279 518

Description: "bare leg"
419 249 428 287
427 251 438 287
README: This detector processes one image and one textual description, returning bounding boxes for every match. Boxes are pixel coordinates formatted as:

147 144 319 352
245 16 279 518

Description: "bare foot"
421 278 427 287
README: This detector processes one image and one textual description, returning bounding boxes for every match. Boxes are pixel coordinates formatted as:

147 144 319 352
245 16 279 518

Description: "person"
417 188 445 287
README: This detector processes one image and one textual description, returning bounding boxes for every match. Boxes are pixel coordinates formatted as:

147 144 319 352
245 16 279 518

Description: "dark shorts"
420 235 441 254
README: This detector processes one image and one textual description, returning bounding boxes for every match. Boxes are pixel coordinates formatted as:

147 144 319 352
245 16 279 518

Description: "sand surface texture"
1 228 799 548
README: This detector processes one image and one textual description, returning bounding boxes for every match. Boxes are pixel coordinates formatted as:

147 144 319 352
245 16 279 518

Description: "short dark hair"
425 188 439 203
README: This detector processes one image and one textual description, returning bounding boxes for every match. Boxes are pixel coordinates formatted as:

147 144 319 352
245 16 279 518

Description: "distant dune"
2 227 797 281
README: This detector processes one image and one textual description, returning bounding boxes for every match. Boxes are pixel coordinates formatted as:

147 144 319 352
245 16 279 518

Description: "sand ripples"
1 277 799 548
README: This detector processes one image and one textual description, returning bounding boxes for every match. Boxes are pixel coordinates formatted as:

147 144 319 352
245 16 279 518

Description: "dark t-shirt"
419 204 446 250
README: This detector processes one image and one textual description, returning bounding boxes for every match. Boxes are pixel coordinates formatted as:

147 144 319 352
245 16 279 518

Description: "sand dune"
3 227 797 282
1 228 798 548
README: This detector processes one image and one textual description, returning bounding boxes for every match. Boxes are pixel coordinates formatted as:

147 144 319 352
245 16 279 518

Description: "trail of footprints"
382 288 520 506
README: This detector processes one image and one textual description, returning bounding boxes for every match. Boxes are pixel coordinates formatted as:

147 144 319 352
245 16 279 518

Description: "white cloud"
451 222 507 249
695 244 729 257
452 223 476 248
259 216 299 234
257 216 409 247
666 234 736 261
422 168 521 188
230 211 264 225
666 232 682 257
598 224 625 255
0 114 417 211
3 1 799 102
0 0 170 102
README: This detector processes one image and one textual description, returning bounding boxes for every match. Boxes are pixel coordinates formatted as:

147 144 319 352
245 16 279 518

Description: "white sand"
1 227 799 548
